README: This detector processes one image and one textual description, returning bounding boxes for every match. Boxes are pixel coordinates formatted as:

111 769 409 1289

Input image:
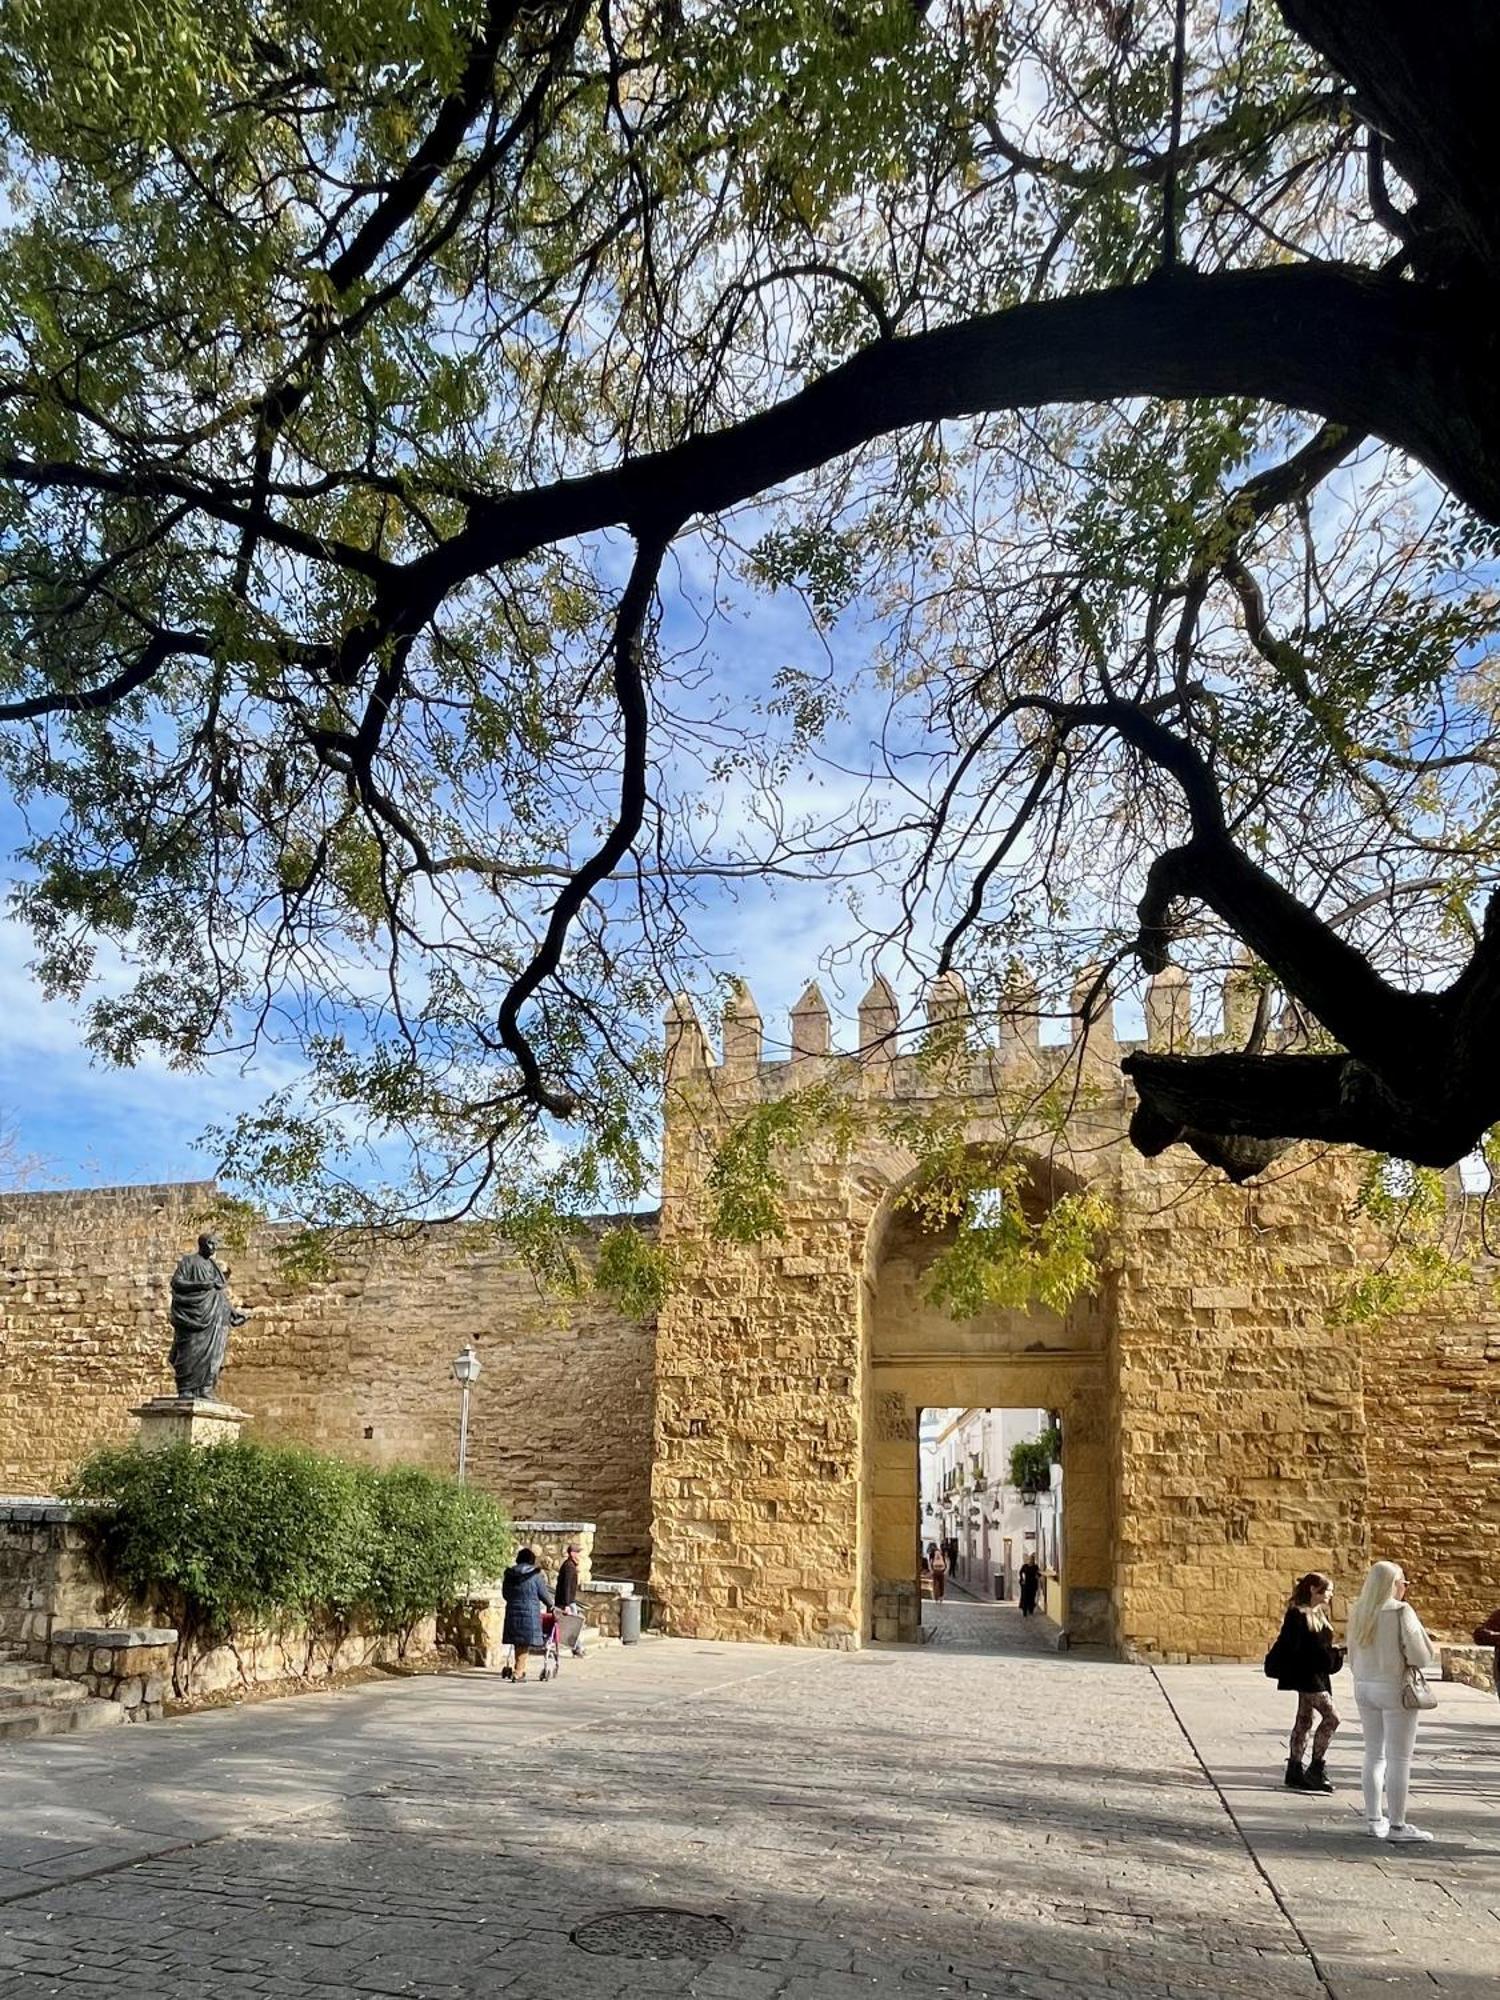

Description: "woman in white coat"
1346 1560 1439 1842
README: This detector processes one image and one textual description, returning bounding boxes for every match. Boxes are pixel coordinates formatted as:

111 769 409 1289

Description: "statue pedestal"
132 1396 249 1454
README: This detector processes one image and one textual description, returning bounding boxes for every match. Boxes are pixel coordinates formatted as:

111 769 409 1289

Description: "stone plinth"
439 1589 506 1667
871 1580 923 1647
132 1396 248 1453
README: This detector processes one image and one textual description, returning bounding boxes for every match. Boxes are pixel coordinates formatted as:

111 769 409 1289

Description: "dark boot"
1284 1757 1307 1788
1304 1757 1334 1793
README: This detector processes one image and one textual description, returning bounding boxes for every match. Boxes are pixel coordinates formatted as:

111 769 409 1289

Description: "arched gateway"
647 969 1496 1659
863 1158 1113 1646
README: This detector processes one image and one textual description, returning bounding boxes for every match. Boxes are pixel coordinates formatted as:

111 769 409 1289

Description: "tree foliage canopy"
4 1 1500 1242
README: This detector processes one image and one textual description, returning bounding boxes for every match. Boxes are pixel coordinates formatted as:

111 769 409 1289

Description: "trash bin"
619 1593 642 1644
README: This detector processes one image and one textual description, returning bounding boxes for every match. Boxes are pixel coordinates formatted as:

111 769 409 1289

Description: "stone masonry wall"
1110 1147 1374 1664
0 1501 114 1655
0 1186 656 1578
651 1047 865 1648
1361 1263 1500 1642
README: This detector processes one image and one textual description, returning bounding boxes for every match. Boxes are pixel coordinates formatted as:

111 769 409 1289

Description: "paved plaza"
1 1606 1496 2000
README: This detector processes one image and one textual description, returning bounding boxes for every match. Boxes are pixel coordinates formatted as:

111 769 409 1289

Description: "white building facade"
919 1407 1063 1603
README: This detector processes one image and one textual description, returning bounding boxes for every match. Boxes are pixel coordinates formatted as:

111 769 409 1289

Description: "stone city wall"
652 1017 866 1649
0 1185 657 1578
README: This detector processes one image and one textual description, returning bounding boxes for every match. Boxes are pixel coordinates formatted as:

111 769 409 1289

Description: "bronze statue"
168 1233 250 1399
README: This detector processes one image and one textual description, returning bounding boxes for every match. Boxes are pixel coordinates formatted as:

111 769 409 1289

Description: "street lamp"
451 1342 481 1483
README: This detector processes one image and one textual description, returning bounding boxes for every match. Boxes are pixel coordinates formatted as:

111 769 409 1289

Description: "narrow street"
920 1590 1063 1654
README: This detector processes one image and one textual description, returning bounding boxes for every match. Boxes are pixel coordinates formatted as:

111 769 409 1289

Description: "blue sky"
0 514 1165 1198
0 533 922 1192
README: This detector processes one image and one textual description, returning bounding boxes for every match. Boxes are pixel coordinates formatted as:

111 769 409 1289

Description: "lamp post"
451 1342 481 1483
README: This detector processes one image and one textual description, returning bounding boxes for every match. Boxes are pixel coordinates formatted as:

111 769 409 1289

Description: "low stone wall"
3 1499 600 1707
578 1580 634 1640
171 1613 440 1701
439 1574 636 1663
2 1498 447 1704
49 1626 175 1720
0 1500 114 1655
1440 1643 1497 1694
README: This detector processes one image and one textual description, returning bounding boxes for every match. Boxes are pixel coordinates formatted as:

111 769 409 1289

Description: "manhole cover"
571 1908 736 1960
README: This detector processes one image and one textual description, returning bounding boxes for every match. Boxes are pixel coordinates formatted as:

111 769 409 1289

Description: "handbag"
1398 1615 1438 1711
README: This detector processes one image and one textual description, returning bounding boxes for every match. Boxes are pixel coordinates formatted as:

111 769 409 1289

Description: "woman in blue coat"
501 1547 554 1682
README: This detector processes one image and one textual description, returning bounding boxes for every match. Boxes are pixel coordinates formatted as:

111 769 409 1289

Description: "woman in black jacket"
501 1547 554 1683
1267 1571 1344 1792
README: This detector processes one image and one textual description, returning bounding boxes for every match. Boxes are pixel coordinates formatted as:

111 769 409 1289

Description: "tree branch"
0 628 212 722
493 532 670 1117
419 265 1497 589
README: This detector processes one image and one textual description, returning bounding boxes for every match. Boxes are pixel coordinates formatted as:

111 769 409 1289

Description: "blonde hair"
1349 1560 1404 1648
1287 1571 1332 1631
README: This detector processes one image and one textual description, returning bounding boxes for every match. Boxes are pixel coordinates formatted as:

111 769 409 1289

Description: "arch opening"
860 1149 1116 1650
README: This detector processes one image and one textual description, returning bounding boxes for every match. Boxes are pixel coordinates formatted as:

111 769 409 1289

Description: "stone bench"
48 1626 177 1721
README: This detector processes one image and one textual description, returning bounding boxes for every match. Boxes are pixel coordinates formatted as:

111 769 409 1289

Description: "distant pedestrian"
1265 1572 1343 1792
1018 1558 1041 1617
1347 1560 1438 1842
928 1542 948 1602
1472 1603 1500 1697
555 1540 587 1655
500 1546 554 1683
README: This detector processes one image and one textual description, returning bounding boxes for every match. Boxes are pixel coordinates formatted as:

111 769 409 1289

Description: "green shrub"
361 1464 512 1630
67 1440 511 1648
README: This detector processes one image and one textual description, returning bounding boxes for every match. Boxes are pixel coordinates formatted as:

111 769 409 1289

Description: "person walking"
1472 1603 1500 1698
1347 1559 1439 1842
928 1542 948 1602
555 1540 587 1656
1266 1572 1344 1792
500 1546 553 1683
1018 1557 1041 1618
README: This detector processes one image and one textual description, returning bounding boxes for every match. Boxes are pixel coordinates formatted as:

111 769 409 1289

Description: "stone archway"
860 1156 1115 1650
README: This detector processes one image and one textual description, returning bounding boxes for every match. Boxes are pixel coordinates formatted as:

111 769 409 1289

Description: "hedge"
66 1439 513 1646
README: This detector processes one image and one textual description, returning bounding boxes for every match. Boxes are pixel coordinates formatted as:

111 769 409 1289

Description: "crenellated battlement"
665 962 1269 1105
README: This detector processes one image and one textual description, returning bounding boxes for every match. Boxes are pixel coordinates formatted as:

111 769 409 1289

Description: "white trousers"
1353 1678 1421 1824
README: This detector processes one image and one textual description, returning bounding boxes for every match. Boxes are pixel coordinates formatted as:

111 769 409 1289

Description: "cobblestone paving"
1157 1663 1500 2000
921 1597 1062 1654
0 1626 1491 1999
